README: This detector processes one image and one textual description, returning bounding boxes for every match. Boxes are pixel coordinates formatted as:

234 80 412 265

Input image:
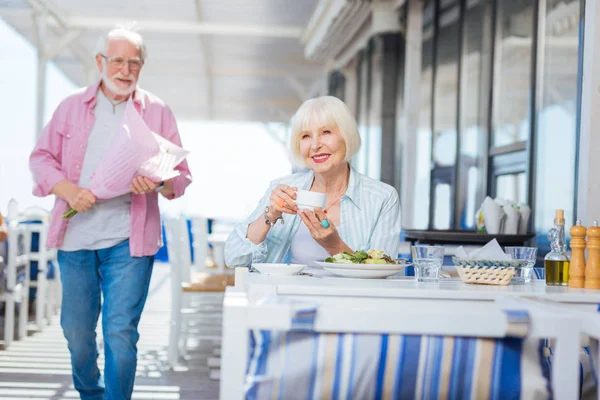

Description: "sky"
0 18 292 220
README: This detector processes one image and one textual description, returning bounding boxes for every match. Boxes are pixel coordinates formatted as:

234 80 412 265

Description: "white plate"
314 261 411 271
321 267 402 279
252 263 306 276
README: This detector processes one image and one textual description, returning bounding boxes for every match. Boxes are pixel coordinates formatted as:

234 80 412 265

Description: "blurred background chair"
0 199 31 348
164 216 234 370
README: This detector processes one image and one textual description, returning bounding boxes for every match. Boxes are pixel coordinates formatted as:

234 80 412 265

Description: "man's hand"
51 180 96 214
67 187 96 213
130 176 161 195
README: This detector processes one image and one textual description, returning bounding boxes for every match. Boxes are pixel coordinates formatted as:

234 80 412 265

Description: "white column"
577 0 600 223
400 0 423 228
32 11 48 139
36 55 47 138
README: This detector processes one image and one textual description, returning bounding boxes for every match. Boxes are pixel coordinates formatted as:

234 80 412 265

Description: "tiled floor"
0 263 220 400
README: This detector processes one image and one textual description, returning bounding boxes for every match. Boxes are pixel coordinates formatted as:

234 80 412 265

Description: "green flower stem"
62 208 79 219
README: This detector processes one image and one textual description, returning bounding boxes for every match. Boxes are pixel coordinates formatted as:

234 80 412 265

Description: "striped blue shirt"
225 166 402 268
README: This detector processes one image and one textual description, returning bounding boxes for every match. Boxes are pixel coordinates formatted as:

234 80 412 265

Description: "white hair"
95 23 147 60
290 96 361 167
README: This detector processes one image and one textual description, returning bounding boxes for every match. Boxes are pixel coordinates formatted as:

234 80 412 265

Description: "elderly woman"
225 96 401 269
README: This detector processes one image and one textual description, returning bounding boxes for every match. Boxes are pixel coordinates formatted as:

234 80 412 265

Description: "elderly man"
29 26 192 400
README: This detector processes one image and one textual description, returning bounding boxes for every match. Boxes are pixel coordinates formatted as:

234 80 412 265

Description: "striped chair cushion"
245 331 551 400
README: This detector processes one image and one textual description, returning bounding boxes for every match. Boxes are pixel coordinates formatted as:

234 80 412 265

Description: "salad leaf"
326 249 396 264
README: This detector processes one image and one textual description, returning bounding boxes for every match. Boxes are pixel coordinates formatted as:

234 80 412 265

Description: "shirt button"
76 164 80 169
66 134 71 138
79 144 84 149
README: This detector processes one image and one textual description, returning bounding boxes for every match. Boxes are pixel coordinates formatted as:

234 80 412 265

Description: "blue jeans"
58 240 154 400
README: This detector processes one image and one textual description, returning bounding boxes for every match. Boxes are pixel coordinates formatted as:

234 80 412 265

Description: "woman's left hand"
298 208 344 253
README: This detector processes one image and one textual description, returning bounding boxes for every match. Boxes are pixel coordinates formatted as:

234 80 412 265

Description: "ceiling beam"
72 16 303 38
0 9 304 38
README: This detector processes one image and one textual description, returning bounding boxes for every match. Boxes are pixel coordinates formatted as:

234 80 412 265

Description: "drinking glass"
411 245 444 282
505 247 538 284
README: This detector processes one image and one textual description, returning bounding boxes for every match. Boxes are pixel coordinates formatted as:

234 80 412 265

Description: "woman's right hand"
268 185 299 220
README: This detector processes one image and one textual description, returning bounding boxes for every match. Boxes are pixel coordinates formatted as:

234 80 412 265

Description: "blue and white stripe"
245 332 550 399
225 166 402 268
244 306 550 399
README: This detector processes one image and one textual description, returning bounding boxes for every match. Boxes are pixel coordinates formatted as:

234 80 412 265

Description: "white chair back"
191 216 209 271
3 200 32 346
221 290 582 400
165 216 197 288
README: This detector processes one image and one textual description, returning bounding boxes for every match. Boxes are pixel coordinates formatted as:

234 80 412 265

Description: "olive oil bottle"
544 210 570 286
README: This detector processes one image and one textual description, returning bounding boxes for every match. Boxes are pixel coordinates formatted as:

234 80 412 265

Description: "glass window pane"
413 0 435 229
354 53 370 175
368 39 383 181
458 0 493 229
430 0 460 230
434 183 452 229
433 0 459 167
492 0 534 147
496 172 527 204
535 0 580 233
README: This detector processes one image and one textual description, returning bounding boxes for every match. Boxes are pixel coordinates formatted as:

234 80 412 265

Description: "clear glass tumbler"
411 245 444 282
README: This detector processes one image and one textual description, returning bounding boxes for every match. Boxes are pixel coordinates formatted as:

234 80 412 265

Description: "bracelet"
154 181 165 192
264 206 284 228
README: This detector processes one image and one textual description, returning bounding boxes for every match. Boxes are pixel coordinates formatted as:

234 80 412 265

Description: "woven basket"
452 257 528 286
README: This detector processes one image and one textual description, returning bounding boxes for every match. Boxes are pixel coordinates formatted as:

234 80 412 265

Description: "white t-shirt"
288 221 330 270
61 91 132 251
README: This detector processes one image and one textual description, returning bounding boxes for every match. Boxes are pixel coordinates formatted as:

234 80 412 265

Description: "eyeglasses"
100 54 144 71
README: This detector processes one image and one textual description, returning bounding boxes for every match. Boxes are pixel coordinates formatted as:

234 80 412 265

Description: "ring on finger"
320 219 330 229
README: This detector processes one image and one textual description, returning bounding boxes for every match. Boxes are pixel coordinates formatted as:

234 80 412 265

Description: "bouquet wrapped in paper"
63 101 189 218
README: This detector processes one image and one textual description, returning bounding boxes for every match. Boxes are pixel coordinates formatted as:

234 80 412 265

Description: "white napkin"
502 204 521 234
482 197 506 234
455 239 512 260
517 203 531 234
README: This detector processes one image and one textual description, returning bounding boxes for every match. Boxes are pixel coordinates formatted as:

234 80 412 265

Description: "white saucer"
252 263 306 276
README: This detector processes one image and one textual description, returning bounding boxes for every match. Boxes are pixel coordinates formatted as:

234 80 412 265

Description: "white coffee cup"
295 190 327 212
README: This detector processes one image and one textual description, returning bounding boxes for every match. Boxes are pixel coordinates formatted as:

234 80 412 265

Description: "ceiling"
0 0 326 122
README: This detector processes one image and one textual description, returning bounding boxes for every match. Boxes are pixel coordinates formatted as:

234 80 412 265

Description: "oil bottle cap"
554 209 565 225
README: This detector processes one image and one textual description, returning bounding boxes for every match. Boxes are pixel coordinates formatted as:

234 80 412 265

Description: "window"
458 0 493 228
429 0 460 229
492 0 535 148
534 0 581 233
412 0 435 229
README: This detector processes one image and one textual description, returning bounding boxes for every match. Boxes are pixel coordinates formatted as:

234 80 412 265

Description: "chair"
164 217 234 368
0 200 31 348
221 289 582 400
191 216 209 271
19 206 60 331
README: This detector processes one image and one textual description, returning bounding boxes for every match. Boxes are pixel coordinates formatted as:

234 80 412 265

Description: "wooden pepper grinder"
568 220 586 288
585 221 600 289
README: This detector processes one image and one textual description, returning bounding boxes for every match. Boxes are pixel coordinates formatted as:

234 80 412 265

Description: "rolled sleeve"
224 182 277 268
33 168 68 197
161 106 192 200
29 109 67 197
224 224 269 268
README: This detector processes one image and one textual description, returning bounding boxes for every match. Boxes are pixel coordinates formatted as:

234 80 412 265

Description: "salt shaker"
585 221 600 289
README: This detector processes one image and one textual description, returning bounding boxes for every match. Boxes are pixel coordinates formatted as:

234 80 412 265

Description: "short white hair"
290 96 361 167
95 23 147 60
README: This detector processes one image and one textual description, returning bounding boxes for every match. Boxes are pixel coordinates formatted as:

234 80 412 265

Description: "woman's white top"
288 220 331 270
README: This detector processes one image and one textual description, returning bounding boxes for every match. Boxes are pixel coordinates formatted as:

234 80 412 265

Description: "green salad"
325 249 397 264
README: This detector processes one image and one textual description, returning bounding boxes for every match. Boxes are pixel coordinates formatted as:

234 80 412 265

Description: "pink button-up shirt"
29 81 192 257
